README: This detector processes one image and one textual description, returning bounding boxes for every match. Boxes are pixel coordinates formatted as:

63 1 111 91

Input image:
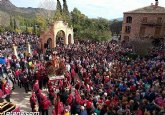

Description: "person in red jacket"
48 87 55 105
15 69 22 87
67 93 73 105
53 95 64 115
86 100 93 114
33 80 39 93
47 81 53 90
36 89 42 111
65 71 71 83
37 70 43 89
30 92 37 112
3 81 11 102
75 81 81 90
75 90 82 104
71 68 76 85
0 89 4 103
40 94 51 115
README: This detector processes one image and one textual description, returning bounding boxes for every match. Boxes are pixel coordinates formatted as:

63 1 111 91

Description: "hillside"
0 0 51 27
0 0 45 14
0 0 121 41
111 18 123 21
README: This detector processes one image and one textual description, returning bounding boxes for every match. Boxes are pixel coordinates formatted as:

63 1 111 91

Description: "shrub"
0 26 5 33
130 38 152 57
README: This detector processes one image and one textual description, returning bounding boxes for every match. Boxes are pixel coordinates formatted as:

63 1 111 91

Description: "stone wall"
121 13 165 41
40 21 74 52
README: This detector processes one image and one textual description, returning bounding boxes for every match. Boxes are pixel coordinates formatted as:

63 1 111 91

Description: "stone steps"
0 102 16 115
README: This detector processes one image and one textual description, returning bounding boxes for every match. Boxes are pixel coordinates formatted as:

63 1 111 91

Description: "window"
126 16 132 23
125 26 131 33
142 17 148 23
155 27 161 36
157 17 162 23
139 26 146 36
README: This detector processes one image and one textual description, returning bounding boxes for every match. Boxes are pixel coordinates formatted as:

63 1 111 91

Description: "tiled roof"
125 5 165 14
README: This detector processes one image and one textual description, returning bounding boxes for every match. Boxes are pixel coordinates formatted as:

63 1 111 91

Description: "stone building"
40 21 74 51
121 0 165 45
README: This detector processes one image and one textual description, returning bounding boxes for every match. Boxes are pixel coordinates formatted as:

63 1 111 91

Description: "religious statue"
52 51 59 69
45 51 65 78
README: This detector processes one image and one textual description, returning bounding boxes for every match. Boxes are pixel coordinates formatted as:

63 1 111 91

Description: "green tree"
71 8 86 38
33 20 37 34
97 18 110 31
13 18 17 30
110 20 122 36
35 15 46 28
54 0 63 21
25 20 28 33
71 8 111 41
62 0 70 23
27 27 33 34
33 25 36 34
10 16 13 30
71 8 86 25
0 26 5 33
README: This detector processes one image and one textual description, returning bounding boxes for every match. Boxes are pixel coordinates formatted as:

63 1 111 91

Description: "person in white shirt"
66 63 71 72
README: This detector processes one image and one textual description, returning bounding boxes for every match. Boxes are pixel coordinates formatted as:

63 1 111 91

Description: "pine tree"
10 16 13 30
54 0 63 21
13 18 17 30
63 0 70 23
25 20 28 33
33 21 36 34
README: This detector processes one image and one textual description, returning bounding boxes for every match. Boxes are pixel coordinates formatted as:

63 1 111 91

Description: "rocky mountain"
0 0 17 11
111 18 123 21
0 0 46 15
0 0 51 27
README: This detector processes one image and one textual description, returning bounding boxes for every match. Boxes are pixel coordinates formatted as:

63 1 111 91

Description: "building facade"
40 21 74 52
121 0 165 44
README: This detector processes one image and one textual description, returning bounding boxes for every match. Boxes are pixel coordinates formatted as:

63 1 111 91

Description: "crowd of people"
0 32 39 56
0 32 165 115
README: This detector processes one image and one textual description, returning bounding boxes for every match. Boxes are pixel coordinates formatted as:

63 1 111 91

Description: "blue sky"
10 0 165 19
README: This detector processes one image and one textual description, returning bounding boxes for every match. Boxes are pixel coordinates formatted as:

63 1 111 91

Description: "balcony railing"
141 20 163 26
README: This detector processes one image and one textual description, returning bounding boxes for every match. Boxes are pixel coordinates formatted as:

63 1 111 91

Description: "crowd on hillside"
0 32 165 115
0 32 39 56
